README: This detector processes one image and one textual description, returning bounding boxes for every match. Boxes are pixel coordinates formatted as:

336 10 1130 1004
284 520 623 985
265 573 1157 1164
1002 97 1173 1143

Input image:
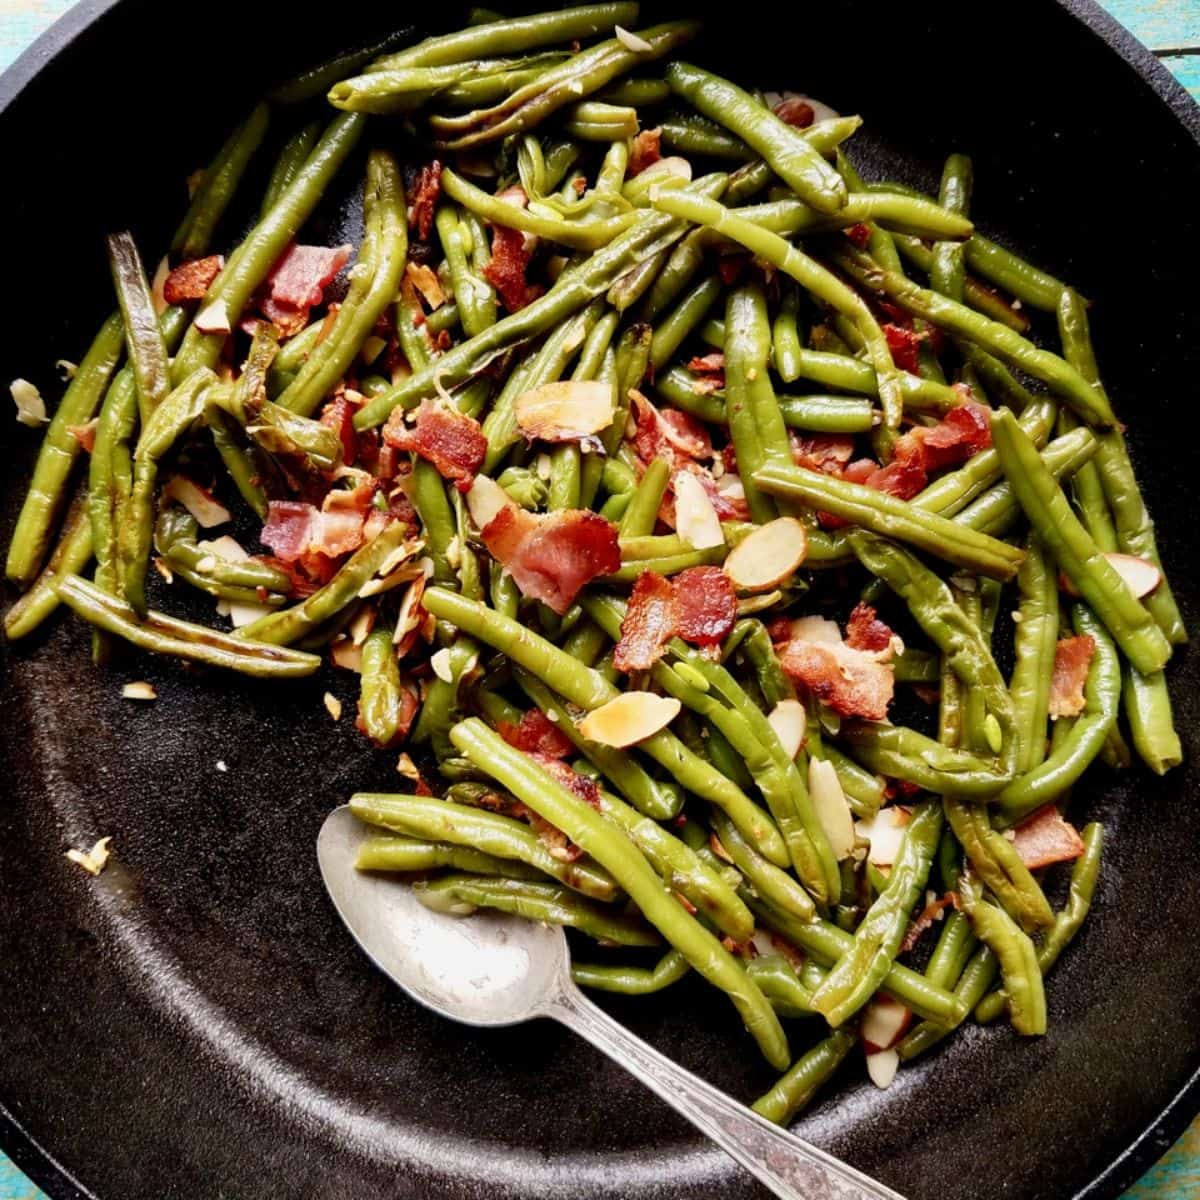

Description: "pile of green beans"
3 1 1182 1132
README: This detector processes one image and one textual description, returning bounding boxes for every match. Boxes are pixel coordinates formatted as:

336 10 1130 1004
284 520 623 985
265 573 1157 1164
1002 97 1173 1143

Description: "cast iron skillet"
0 2 1197 1197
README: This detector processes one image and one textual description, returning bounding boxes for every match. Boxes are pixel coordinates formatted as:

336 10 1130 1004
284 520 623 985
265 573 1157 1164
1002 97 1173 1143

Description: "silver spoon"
318 806 907 1200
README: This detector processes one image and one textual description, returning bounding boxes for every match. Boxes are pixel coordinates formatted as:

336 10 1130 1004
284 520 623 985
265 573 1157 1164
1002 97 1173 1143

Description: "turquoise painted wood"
0 3 1196 1198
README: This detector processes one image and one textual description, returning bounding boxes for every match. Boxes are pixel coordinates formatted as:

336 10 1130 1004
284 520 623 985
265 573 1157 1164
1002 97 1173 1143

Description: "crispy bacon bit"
320 397 357 467
778 639 895 720
409 161 443 241
614 571 678 672
628 128 663 176
632 390 712 468
529 753 602 811
844 222 872 249
484 224 538 312
845 603 894 654
260 501 316 563
383 400 488 483
861 438 928 502
1012 805 1086 870
717 253 749 286
266 243 352 313
910 401 992 471
688 353 724 374
498 709 575 759
900 892 956 954
1049 634 1096 718
481 506 620 615
675 565 737 645
772 97 815 128
163 255 223 304
883 323 923 374
67 420 98 454
791 434 856 475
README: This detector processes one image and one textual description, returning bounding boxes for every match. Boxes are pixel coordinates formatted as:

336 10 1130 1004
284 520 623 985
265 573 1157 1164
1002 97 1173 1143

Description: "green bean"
173 113 366 383
7 312 125 587
436 205 496 340
771 283 804 382
666 62 846 213
752 1029 855 1126
172 103 270 261
618 458 671 539
417 873 658 946
649 273 722 368
107 232 170 426
996 604 1122 824
328 56 538 114
929 154 972 302
820 745 885 820
278 151 407 417
959 876 1045 1035
155 508 288 591
758 464 1024 580
732 618 792 707
268 31 407 102
895 945 997 1061
991 408 1170 674
207 408 269 520
1123 665 1182 775
349 792 619 901
724 285 778 524
838 721 1010 797
572 949 689 994
54 574 319 677
925 911 976 992
261 122 322 217
430 23 700 150
3 490 94 641
710 810 815 924
237 520 412 646
735 190 973 242
975 822 1103 1023
1009 533 1058 775
810 802 941 1026
746 955 818 1019
562 100 640 141
654 191 904 426
965 233 1073 312
833 247 1114 428
373 5 640 72
353 628 405 749
450 718 791 1067
355 832 544 878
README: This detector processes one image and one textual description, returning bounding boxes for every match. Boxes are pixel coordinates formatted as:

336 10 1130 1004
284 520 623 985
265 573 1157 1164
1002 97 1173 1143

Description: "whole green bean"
572 949 690 994
838 721 1010 797
752 1029 856 1126
746 955 818 1019
617 458 671 539
355 832 544 878
1123 665 1183 775
356 628 406 749
895 944 997 1061
107 232 170 425
261 122 322 217
925 911 976 992
649 272 722 368
1009 532 1058 775
724 284 778 524
710 809 815 924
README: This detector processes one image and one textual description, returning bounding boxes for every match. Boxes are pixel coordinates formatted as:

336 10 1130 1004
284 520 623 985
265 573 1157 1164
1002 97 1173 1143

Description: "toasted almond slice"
218 598 275 628
578 692 681 748
515 380 615 442
430 647 454 683
615 24 653 51
65 836 114 877
121 681 157 701
855 806 908 867
56 359 78 380
725 518 808 592
861 995 912 1053
197 535 249 563
809 758 855 859
674 470 724 549
11 378 48 427
866 1048 900 1090
636 156 693 186
788 615 842 644
405 261 447 310
330 639 363 672
164 476 230 528
195 297 231 334
767 699 807 760
150 255 170 315
323 692 343 721
466 475 513 531
1105 552 1161 599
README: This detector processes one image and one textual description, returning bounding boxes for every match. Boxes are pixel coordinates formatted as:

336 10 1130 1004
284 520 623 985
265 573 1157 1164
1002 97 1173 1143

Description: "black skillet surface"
1 2 1198 1197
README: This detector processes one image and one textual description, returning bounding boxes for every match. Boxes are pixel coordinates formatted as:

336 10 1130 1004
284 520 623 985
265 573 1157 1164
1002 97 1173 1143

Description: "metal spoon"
318 806 907 1200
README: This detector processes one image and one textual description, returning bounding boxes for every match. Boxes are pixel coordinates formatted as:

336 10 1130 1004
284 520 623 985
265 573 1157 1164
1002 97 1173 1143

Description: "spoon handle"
548 983 906 1200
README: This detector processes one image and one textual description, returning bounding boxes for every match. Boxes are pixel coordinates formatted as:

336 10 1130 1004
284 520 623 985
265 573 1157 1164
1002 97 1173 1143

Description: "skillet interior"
0 2 1198 1197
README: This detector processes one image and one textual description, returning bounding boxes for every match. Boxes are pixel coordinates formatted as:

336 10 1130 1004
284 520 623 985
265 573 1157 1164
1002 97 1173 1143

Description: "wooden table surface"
0 1 1196 1197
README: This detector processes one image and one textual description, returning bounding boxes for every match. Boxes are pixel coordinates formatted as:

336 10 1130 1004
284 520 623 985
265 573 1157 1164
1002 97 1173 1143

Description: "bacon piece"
900 893 956 954
614 571 677 672
845 603 894 654
841 458 876 485
632 390 712 468
717 254 749 286
383 400 488 483
772 97 815 128
910 401 992 471
498 709 575 760
266 243 352 312
657 464 749 528
313 506 366 559
674 565 736 646
883 323 923 374
1011 805 1086 870
1049 634 1096 718
861 438 928 502
67 420 97 454
778 639 895 720
791 434 856 475
260 501 317 563
319 397 357 467
409 161 443 241
844 223 872 249
481 507 620 615
163 255 223 304
688 352 725 374
484 224 539 312
628 128 663 176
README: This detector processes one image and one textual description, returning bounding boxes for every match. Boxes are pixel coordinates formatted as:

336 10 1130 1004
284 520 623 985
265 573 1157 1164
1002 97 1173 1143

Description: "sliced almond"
323 692 343 721
197 535 249 563
11 378 48 427
1105 552 1161 599
635 156 693 186
55 359 78 380
121 681 157 701
809 758 855 859
578 692 681 748
65 836 113 877
725 518 808 592
866 1048 900 1090
216 597 275 628
515 380 615 443
405 261 447 310
861 995 912 1053
195 297 231 334
164 476 230 528
855 806 908 867
150 255 170 315
466 475 514 532
430 647 454 683
788 615 842 644
673 470 724 550
614 24 653 51
767 700 807 760
330 639 363 673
